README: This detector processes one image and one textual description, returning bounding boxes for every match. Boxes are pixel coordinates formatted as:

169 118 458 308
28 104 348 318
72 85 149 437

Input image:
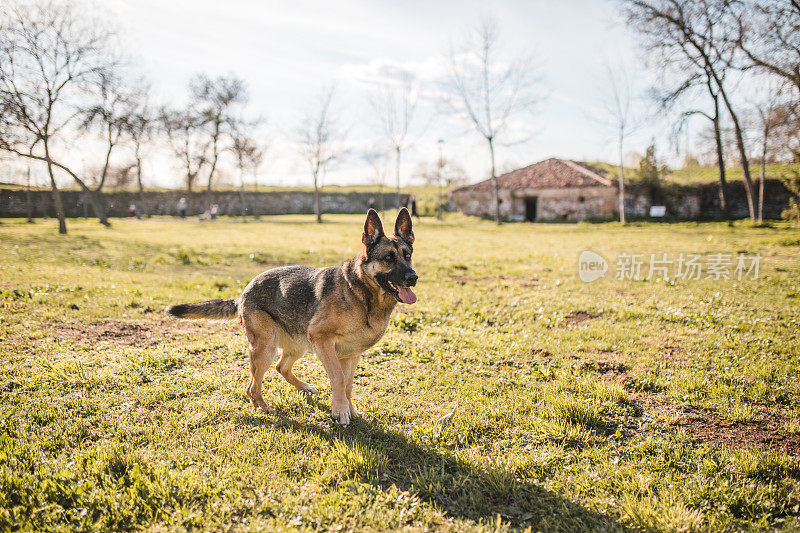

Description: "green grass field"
2 215 800 531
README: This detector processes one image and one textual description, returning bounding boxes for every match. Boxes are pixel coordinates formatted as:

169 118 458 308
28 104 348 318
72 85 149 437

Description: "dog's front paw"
253 401 275 414
331 400 351 426
349 400 361 419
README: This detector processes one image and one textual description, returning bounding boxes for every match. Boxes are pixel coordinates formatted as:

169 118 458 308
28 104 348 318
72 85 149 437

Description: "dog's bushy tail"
168 298 238 320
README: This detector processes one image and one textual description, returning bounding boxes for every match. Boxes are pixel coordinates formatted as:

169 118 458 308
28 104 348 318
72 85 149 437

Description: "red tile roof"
456 158 614 192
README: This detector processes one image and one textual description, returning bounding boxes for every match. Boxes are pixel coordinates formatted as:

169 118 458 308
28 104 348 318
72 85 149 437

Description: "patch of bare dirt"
450 274 540 288
631 394 800 455
492 348 559 368
49 318 229 346
516 348 629 385
660 344 689 366
562 311 603 327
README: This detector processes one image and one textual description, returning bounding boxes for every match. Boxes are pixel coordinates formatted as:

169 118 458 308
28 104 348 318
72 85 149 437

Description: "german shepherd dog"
167 208 417 426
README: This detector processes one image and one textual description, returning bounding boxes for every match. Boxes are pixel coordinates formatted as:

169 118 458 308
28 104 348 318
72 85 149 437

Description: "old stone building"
452 158 618 221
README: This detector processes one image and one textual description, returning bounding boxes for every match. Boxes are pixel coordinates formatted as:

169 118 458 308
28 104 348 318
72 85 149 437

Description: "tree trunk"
437 148 444 221
711 96 729 220
82 187 109 226
618 131 626 225
26 166 33 223
314 170 322 223
206 155 218 205
184 136 194 194
136 151 147 218
96 132 113 193
206 128 220 204
51 151 110 226
759 130 767 223
717 87 756 219
438 180 444 221
239 167 247 223
395 145 401 209
43 142 67 234
488 137 501 224
207 157 218 193
45 162 67 234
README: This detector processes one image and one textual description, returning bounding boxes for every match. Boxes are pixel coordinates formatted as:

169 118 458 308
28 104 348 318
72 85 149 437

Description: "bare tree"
231 122 266 222
645 10 736 220
25 165 33 223
80 71 142 223
369 77 418 208
771 102 800 161
752 81 787 222
730 0 800 96
90 163 135 190
249 142 266 192
124 87 154 216
231 134 255 222
160 106 209 193
362 145 391 212
297 87 345 223
623 0 759 220
444 17 544 224
603 63 637 225
659 65 732 218
0 0 116 233
414 150 468 220
730 0 800 170
190 73 248 198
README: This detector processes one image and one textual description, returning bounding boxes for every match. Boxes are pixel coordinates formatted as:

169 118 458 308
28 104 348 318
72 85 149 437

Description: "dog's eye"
384 254 393 261
404 253 411 261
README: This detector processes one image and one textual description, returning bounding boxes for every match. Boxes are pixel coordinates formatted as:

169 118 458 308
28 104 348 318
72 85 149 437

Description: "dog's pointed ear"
394 207 414 245
362 209 384 248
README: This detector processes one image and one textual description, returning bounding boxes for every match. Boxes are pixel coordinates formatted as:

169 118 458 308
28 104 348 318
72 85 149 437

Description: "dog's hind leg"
276 348 319 395
242 309 279 413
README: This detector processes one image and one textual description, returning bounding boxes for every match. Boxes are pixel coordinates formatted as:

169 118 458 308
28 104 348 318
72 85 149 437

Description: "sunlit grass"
1 215 799 531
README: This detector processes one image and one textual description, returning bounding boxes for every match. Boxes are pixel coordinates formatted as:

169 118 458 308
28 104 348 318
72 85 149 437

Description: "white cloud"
14 0 687 190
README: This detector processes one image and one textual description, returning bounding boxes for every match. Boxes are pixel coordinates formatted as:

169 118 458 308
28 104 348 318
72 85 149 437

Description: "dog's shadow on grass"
235 397 622 531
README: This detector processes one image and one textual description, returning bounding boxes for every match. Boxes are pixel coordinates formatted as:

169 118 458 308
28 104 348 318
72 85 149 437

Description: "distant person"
210 204 219 220
401 195 409 210
177 197 187 219
410 195 418 219
368 197 376 211
128 204 138 218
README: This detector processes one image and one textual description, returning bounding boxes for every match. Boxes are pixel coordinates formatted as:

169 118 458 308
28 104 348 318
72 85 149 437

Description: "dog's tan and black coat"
168 208 418 425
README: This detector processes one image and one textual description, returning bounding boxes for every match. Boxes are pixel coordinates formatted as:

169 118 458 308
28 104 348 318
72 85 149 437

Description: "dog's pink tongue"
398 286 417 304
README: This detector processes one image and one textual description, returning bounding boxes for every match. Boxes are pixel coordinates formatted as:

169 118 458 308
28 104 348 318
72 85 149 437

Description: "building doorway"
525 197 538 221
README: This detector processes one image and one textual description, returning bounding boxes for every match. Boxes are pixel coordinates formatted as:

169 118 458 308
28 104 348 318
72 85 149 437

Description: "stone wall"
518 187 618 221
451 179 794 221
450 189 516 219
0 189 397 218
452 186 619 221
625 180 793 220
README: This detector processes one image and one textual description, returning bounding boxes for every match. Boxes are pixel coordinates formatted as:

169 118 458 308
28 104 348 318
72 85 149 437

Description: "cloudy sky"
53 0 676 188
